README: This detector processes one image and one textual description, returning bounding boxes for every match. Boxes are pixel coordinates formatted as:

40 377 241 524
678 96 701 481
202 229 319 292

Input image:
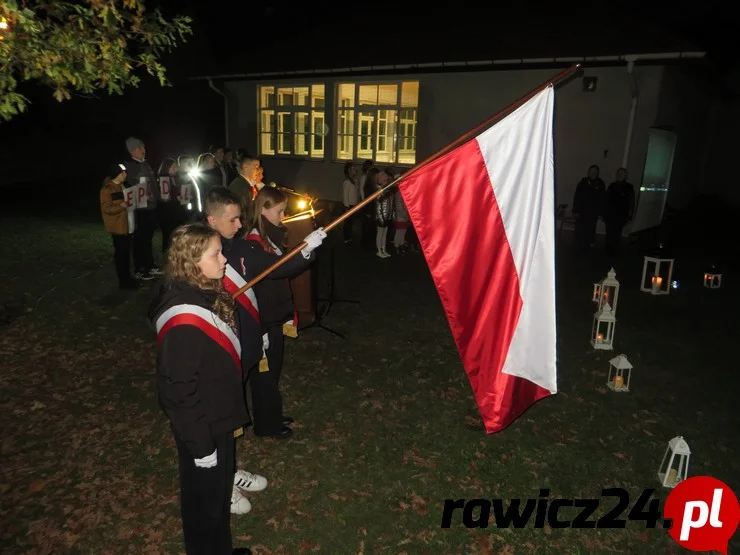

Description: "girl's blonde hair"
250 187 287 250
166 223 236 331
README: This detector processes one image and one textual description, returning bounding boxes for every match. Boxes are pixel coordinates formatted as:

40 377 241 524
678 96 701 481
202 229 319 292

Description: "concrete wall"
652 65 712 209
700 96 740 206
224 65 666 204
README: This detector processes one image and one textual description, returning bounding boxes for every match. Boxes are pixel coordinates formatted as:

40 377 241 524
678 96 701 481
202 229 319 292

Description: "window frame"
334 80 419 166
257 83 326 161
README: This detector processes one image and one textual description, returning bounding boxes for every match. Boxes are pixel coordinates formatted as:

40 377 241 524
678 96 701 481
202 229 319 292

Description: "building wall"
224 65 665 204
700 96 740 206
652 65 712 209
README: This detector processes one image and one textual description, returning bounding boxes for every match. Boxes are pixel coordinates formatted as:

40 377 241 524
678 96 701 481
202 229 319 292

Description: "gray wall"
701 97 740 206
224 65 666 204
652 65 712 209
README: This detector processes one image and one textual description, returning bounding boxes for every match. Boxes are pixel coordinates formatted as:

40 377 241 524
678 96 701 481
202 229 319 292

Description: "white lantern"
641 255 674 295
606 354 632 392
593 267 620 314
591 303 616 350
592 282 602 303
658 436 691 488
703 265 722 289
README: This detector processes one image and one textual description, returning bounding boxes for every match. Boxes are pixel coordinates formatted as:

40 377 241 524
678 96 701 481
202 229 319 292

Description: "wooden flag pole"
231 64 581 299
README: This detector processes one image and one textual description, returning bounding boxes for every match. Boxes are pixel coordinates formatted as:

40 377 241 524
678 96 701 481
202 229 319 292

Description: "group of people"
101 137 329 554
341 160 412 257
99 138 272 290
572 165 636 256
150 187 325 555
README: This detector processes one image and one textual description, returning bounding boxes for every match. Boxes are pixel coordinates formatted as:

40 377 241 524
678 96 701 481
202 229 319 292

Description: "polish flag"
399 87 557 433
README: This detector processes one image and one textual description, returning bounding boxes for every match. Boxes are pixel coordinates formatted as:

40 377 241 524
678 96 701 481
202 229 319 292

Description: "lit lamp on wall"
703 264 722 289
641 244 674 295
606 354 632 392
593 267 620 314
591 303 616 350
658 436 691 488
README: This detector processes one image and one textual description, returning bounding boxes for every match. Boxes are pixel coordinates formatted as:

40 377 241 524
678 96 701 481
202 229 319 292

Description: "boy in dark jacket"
204 187 325 439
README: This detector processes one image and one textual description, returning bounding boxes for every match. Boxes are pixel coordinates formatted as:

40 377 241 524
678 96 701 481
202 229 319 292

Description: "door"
630 128 677 233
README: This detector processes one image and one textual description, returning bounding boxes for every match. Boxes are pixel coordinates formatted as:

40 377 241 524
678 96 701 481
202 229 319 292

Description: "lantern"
592 282 602 303
591 303 616 350
703 264 722 289
657 436 691 488
593 267 620 314
641 254 674 295
606 354 632 392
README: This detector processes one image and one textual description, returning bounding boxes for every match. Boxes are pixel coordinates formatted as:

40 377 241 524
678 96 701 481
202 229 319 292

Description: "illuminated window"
335 81 419 165
258 84 325 159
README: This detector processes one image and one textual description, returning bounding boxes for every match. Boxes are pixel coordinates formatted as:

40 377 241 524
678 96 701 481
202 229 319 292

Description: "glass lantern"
591 303 616 350
703 264 722 289
641 255 674 295
594 267 620 314
606 354 632 392
658 436 691 488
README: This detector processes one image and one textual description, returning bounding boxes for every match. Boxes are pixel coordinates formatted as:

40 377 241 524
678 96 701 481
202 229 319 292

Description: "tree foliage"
0 0 192 121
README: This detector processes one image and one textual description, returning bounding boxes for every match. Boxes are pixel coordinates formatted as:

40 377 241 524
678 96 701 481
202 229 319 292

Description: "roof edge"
191 52 706 81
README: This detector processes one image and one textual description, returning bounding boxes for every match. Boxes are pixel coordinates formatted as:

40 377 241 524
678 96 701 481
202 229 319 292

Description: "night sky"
0 0 737 208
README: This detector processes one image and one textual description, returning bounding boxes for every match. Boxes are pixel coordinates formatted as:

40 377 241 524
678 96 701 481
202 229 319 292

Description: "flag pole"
231 64 581 299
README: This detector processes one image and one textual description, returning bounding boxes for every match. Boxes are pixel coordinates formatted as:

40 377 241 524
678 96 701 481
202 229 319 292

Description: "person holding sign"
124 137 161 280
99 164 140 290
157 158 186 254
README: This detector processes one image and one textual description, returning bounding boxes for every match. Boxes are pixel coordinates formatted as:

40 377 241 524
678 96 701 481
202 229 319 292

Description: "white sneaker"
230 488 252 515
234 469 268 492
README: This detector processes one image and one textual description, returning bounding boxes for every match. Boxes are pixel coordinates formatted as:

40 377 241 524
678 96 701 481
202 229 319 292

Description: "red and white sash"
247 228 282 255
156 304 241 371
223 263 260 325
246 228 298 336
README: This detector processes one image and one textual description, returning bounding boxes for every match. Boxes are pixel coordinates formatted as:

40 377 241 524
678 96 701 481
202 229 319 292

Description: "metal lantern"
641 255 674 295
591 303 616 350
592 283 602 303
658 436 691 488
594 267 620 314
703 265 722 289
607 354 632 392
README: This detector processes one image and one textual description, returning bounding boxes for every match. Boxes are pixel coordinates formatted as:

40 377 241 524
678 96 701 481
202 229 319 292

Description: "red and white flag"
399 87 557 433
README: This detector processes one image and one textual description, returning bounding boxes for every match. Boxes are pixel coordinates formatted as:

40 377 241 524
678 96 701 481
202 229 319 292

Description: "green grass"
1 216 738 554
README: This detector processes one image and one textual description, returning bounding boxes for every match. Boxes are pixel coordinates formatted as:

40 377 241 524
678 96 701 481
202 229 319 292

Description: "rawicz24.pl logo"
441 477 740 553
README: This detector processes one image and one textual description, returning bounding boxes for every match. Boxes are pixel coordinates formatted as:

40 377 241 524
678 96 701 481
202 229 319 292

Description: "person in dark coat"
572 164 606 253
603 167 635 256
148 223 252 555
245 187 326 438
203 187 324 440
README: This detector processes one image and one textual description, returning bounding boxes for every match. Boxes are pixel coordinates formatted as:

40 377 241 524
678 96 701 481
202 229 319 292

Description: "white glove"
194 448 217 468
301 228 327 259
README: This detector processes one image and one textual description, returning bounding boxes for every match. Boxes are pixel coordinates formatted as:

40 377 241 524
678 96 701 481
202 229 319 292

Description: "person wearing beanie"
100 163 140 290
123 136 161 280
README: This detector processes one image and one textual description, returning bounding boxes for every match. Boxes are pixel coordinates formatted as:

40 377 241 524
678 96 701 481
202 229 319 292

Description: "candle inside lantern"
614 375 624 388
596 333 604 344
651 276 663 293
667 468 678 485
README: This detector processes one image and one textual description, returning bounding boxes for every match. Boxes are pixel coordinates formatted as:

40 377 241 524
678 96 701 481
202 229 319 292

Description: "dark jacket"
573 177 606 218
229 175 257 226
123 158 158 209
604 180 635 224
148 280 249 459
246 218 314 331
